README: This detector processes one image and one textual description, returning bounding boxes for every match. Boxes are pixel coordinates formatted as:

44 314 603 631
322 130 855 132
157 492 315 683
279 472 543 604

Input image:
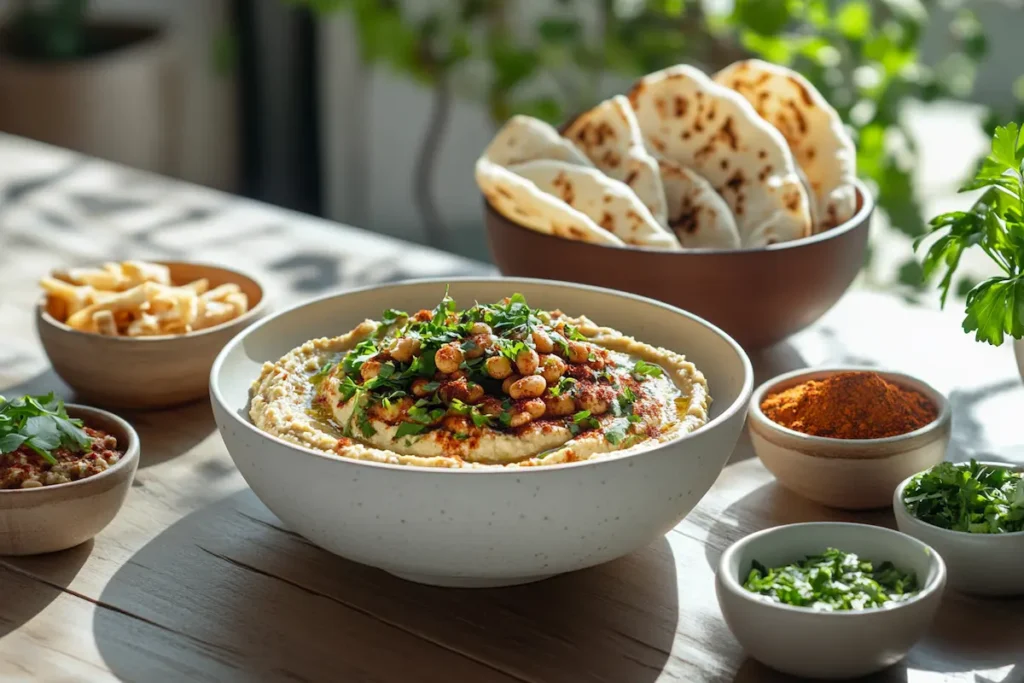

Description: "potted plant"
0 0 173 173
916 122 1024 378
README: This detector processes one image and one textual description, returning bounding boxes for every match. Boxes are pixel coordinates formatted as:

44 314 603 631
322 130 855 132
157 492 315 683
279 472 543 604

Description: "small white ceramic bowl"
0 404 139 555
716 522 946 680
211 278 754 587
894 461 1024 596
748 367 951 510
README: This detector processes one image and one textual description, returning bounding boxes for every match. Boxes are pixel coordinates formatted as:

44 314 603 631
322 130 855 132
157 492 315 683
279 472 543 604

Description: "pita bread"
658 159 741 249
509 160 681 250
714 59 857 230
475 158 624 246
483 115 593 168
562 96 669 228
627 64 812 247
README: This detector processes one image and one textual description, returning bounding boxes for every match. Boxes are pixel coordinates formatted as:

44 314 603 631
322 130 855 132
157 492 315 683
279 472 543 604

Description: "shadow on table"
732 658 909 683
0 368 73 402
0 540 93 639
94 490 679 683
700 481 895 570
124 398 218 469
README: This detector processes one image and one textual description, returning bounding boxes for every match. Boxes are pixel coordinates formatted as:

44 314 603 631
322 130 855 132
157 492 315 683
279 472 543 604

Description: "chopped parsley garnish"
902 459 1024 533
395 422 428 438
743 548 918 611
0 393 92 467
310 362 334 384
563 324 588 341
604 418 631 445
549 376 577 397
632 360 664 379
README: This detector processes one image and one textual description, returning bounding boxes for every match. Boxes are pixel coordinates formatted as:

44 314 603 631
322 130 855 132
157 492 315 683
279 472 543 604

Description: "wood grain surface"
0 135 1021 683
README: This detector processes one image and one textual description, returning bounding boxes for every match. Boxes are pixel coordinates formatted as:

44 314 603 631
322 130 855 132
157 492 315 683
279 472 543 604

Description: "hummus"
250 292 711 468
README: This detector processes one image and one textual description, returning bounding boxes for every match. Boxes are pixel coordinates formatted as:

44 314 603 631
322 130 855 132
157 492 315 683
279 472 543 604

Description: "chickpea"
434 343 464 374
470 322 492 335
410 377 434 398
577 393 609 416
523 398 546 419
515 347 540 375
360 359 381 381
477 397 504 416
464 333 493 359
509 399 546 428
509 375 546 400
539 354 566 384
566 341 591 364
486 356 513 380
389 337 421 363
442 415 472 434
464 381 485 405
501 374 522 394
531 329 555 353
544 393 575 417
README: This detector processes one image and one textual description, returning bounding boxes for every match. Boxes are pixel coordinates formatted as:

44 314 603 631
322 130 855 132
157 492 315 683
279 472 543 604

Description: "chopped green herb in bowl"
742 547 918 611
901 460 1024 534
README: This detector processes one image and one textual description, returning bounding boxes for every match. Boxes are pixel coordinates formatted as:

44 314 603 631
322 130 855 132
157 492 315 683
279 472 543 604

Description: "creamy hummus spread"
250 292 711 468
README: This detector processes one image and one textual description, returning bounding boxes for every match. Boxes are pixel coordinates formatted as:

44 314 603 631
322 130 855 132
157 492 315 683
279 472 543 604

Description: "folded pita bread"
714 59 857 230
658 159 741 249
475 158 624 246
509 160 681 250
627 65 812 247
563 96 669 228
483 115 593 168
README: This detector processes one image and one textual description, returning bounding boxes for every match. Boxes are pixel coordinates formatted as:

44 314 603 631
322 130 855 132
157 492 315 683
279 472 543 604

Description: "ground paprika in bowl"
746 368 951 510
759 371 938 440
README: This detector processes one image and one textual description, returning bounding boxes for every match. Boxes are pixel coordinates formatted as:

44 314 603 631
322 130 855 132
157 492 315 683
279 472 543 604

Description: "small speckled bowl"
716 522 946 679
0 405 139 555
894 462 1024 596
748 367 951 510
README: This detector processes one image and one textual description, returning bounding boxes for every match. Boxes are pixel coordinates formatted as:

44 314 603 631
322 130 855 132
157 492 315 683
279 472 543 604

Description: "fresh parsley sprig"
916 122 1024 345
0 393 91 467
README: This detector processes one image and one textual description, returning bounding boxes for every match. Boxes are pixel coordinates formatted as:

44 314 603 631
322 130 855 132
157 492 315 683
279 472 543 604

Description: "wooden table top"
0 135 1021 683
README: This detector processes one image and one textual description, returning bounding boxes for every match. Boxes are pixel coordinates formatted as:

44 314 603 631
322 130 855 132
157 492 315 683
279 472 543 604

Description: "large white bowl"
894 462 1024 596
716 522 946 679
210 278 753 587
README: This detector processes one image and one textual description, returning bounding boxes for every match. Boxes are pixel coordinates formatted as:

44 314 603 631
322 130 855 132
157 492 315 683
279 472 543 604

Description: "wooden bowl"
36 261 267 410
485 181 873 350
0 405 139 555
747 367 951 510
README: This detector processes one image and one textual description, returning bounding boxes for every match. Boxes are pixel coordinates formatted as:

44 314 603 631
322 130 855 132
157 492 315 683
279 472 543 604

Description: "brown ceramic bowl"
37 261 267 410
485 180 872 350
0 404 139 555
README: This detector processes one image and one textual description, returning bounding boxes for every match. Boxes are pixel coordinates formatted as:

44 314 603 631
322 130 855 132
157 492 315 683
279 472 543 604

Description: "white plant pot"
1015 338 1024 384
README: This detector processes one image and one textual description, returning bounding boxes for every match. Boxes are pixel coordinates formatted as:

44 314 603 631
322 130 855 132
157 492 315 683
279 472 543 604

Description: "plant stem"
413 75 452 249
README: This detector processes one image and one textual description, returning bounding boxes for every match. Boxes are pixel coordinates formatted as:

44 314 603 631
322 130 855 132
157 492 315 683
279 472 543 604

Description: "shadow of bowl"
94 489 679 682
485 182 873 351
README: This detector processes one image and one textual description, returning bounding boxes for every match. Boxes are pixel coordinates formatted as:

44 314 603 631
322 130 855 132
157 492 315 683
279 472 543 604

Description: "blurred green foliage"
292 0 1020 287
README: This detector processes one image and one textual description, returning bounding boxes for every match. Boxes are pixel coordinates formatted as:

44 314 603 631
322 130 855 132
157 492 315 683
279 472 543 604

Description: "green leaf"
395 421 427 438
0 433 27 454
537 18 581 45
732 0 790 36
632 360 664 379
962 277 1021 346
990 123 1021 171
836 1 871 41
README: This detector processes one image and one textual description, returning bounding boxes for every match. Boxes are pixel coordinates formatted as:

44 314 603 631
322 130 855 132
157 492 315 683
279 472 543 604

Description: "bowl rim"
0 403 140 494
36 259 268 343
893 460 1024 539
717 521 947 617
210 275 755 476
485 178 874 255
747 366 951 450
